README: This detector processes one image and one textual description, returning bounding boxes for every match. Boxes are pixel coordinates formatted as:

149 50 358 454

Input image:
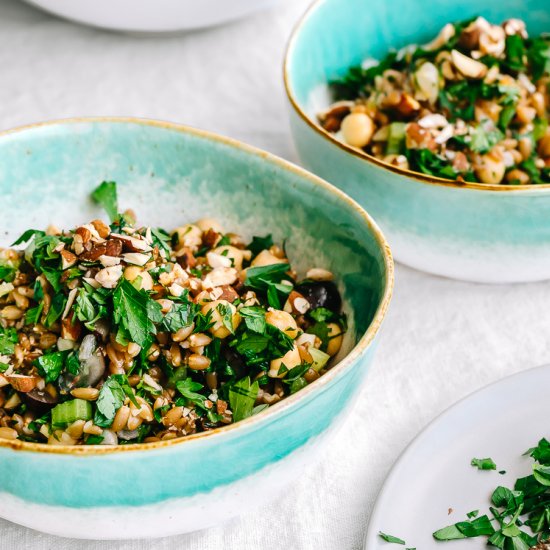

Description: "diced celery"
51 399 92 428
310 347 331 372
386 122 406 155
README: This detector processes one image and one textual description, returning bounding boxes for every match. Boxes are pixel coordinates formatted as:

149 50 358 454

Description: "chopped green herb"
11 229 44 247
435 438 550 546
1 182 345 447
471 457 497 471
309 307 336 323
217 302 236 335
331 51 399 99
245 263 290 291
150 227 171 255
44 292 67 328
469 127 504 154
85 434 105 445
378 531 406 545
35 351 65 383
0 327 18 355
91 181 119 222
406 149 457 180
176 378 207 409
321 18 550 185
94 376 126 428
229 377 259 422
248 235 274 257
504 34 526 72
433 515 495 540
112 278 161 348
160 294 197 333
527 37 550 81
239 306 267 333
0 263 17 282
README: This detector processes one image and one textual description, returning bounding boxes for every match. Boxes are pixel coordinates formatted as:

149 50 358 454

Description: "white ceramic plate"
365 364 550 549
20 0 283 33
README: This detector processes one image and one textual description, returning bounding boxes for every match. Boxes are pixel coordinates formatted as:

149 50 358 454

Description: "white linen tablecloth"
1 1 549 548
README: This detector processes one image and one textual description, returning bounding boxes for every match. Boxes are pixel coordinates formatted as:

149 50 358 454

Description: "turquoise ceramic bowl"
0 118 393 539
285 0 550 283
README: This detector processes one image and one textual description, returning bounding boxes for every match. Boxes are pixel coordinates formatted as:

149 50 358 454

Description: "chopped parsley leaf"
433 515 495 540
248 235 274 257
35 351 65 383
161 293 197 333
239 306 267 333
11 229 44 247
176 378 207 409
229 377 260 422
471 457 497 471
309 307 336 323
378 531 406 545
91 181 119 222
0 327 18 355
94 375 126 428
112 278 162 349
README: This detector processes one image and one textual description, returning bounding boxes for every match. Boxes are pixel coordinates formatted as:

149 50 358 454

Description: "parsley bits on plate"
0 182 346 446
365 365 550 550
319 17 550 185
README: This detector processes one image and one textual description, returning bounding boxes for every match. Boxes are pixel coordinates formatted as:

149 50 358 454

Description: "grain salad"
0 182 346 446
319 17 550 185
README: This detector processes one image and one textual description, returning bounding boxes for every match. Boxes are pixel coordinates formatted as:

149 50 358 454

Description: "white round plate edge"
364 364 550 549
19 0 282 33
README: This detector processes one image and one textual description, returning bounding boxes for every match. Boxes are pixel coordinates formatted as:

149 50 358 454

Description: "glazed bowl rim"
283 0 550 193
0 116 394 455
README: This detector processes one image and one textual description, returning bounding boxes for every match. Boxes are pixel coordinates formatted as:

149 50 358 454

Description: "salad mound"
0 182 346 446
320 17 550 185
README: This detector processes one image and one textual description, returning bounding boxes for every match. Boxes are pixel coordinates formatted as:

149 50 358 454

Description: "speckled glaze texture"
285 0 550 283
0 119 392 538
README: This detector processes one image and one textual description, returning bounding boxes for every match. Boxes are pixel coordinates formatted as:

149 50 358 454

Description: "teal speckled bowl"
285 0 550 283
0 118 393 539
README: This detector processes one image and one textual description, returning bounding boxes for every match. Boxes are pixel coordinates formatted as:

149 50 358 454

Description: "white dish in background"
20 0 283 33
365 364 550 549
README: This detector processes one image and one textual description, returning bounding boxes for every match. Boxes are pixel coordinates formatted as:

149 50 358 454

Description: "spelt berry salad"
0 182 346 446
319 17 550 185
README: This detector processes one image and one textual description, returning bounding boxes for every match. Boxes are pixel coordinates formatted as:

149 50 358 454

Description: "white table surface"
1 1 550 548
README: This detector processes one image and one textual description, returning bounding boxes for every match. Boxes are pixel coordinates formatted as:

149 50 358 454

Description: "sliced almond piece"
122 252 150 266
111 233 152 253
99 255 121 267
423 23 455 51
451 49 487 79
95 265 123 289
60 249 78 270
62 288 79 320
75 226 92 244
91 219 110 239
206 252 232 269
201 267 238 289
